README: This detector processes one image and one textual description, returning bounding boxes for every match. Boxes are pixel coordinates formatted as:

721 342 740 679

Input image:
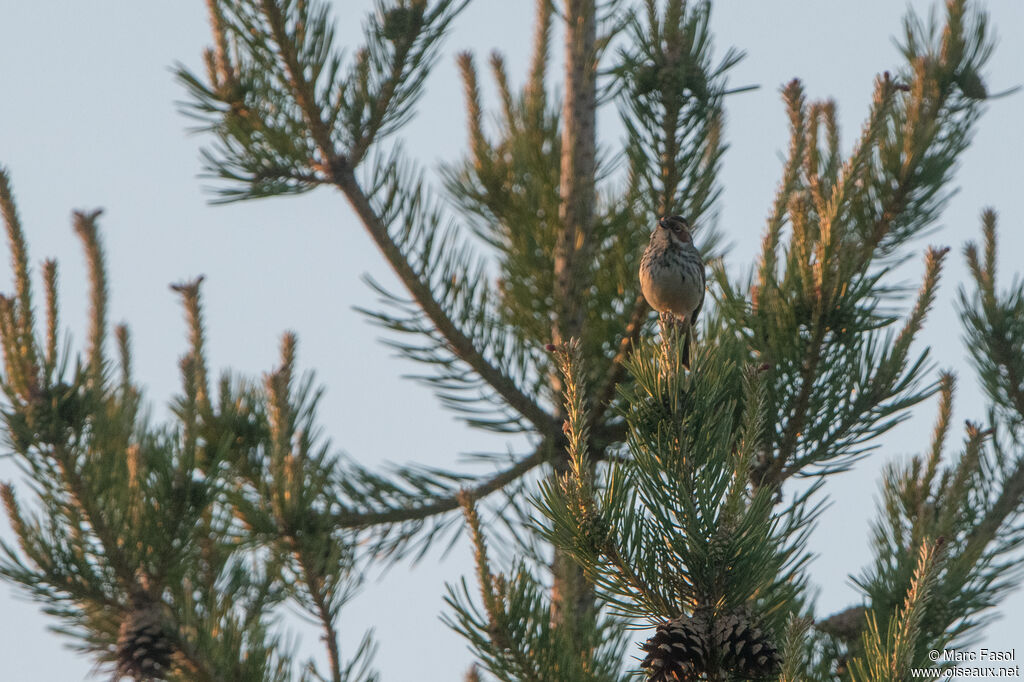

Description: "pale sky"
1 1 1022 680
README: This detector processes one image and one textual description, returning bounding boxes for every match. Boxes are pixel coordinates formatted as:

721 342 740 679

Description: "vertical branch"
114 324 133 398
924 372 955 482
888 247 949 368
759 80 807 289
456 53 489 169
458 491 540 682
72 210 108 386
42 259 58 371
656 0 686 215
459 492 503 643
0 296 29 397
489 53 517 134
851 540 943 681
204 0 235 89
550 339 592 496
525 0 553 122
777 616 813 682
179 355 200 471
0 484 29 555
263 334 345 682
0 169 37 374
170 276 211 411
257 0 337 166
267 331 297 457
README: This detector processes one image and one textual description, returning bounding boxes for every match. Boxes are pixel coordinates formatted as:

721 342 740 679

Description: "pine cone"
640 610 713 682
714 607 781 679
116 599 174 680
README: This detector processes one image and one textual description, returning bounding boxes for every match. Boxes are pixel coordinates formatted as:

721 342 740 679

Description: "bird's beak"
657 218 668 229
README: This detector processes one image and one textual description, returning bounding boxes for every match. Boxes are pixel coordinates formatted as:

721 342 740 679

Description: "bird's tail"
681 324 692 370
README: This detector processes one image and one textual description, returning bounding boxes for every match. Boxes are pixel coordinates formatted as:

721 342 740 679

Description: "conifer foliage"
2 0 1023 680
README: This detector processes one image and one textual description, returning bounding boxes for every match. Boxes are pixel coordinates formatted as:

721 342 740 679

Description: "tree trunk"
550 0 597 648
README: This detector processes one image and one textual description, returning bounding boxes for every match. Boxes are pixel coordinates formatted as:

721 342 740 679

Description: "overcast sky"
1 1 1022 680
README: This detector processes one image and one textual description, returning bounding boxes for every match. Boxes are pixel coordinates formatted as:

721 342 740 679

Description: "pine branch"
858 2 990 259
772 246 948 486
718 1 996 499
55 443 139 586
444 1 647 419
758 79 809 288
186 2 556 436
456 494 541 682
256 0 336 165
170 276 211 411
850 540 943 681
447 492 631 682
959 454 1024 573
525 0 553 121
591 294 647 420
350 0 470 166
332 441 551 531
541 338 814 626
72 210 109 387
0 168 38 377
855 379 1024 653
245 334 350 682
961 210 1024 424
0 192 332 680
953 212 1024 590
616 0 737 226
597 539 675 618
767 316 826 489
332 160 556 436
42 259 58 371
328 416 621 563
777 616 815 682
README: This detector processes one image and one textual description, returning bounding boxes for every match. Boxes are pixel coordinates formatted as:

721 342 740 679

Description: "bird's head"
656 215 692 244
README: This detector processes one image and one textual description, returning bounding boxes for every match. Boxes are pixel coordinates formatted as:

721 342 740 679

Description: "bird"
639 215 706 369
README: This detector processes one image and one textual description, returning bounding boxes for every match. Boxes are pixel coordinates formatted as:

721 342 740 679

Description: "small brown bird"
639 215 706 368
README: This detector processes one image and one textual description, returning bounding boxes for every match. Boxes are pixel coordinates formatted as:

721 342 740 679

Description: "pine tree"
2 1 1023 680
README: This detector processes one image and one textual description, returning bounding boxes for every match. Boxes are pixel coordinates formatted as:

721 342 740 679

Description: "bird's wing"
690 268 706 327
